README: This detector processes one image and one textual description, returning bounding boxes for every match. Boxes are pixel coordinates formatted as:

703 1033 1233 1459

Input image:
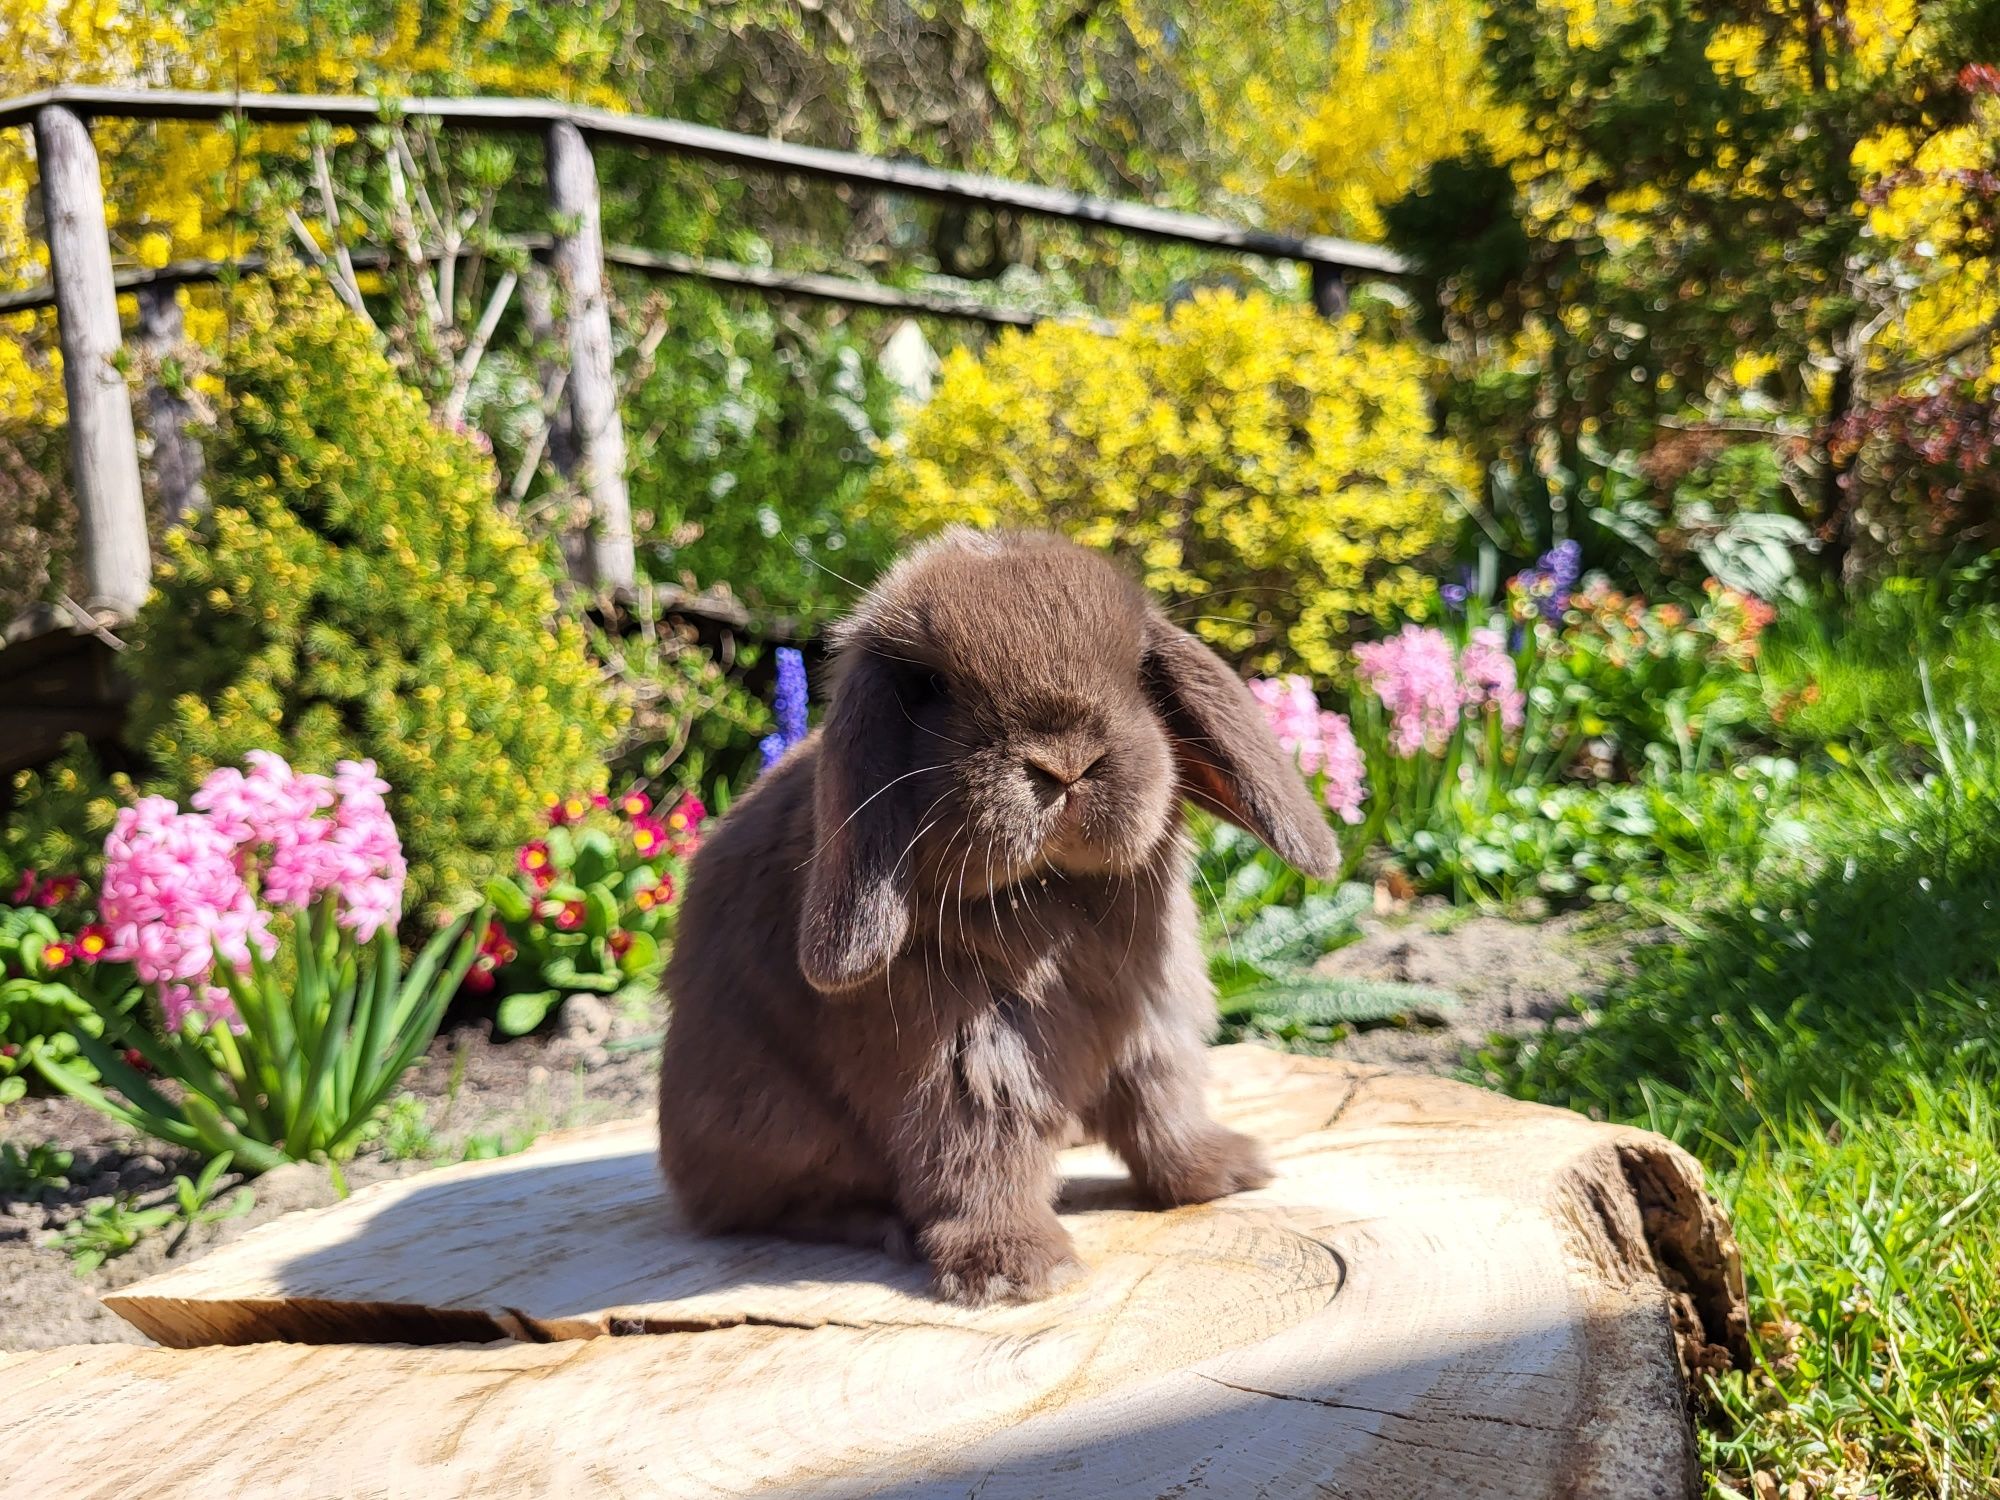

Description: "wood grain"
544 120 634 594
23 1047 1748 1499
33 103 149 617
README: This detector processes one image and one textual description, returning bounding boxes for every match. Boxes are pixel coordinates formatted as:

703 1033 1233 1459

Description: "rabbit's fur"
658 529 1341 1304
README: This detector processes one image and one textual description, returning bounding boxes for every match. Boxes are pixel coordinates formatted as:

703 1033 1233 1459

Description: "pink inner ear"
1173 743 1248 828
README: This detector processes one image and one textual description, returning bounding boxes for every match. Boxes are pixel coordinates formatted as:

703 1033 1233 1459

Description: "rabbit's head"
800 529 1341 991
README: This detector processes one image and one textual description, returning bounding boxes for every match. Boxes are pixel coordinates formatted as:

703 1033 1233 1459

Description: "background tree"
1376 0 1999 582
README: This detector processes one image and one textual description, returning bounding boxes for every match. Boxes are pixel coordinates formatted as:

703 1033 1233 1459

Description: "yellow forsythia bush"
865 291 1471 677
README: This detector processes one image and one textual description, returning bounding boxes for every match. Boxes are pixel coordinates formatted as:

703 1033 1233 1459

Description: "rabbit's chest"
944 878 1190 1064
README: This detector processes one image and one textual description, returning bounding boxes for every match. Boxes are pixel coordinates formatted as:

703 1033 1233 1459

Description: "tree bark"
134 283 207 524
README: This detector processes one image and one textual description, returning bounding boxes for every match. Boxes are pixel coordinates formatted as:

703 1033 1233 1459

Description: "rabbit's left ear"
1142 618 1343 879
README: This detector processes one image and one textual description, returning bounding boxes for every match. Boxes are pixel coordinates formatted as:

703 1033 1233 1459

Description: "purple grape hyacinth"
758 647 811 772
1512 539 1583 624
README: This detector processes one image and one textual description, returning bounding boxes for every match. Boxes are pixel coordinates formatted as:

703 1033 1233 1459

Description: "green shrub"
619 290 901 625
865 290 1470 677
3 740 133 889
126 265 624 908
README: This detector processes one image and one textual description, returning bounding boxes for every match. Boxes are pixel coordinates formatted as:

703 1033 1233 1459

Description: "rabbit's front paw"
922 1216 1085 1306
1139 1125 1273 1207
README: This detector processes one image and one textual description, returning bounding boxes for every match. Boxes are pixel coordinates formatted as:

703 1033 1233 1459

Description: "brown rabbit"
657 529 1340 1304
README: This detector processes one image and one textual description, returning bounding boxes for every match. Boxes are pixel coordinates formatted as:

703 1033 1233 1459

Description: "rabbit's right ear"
799 649 919 992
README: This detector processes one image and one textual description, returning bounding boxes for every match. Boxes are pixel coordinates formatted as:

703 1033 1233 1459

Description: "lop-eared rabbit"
659 529 1340 1304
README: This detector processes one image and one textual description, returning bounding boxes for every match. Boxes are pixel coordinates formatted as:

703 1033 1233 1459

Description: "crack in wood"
1194 1373 1569 1435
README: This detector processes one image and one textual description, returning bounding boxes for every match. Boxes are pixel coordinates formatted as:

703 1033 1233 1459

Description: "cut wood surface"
8 1046 1745 1499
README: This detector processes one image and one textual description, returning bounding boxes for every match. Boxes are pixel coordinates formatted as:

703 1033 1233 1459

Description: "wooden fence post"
34 103 150 617
1309 261 1349 319
545 120 635 594
135 283 208 524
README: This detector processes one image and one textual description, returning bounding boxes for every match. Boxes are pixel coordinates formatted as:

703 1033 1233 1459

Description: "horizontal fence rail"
0 82 1409 640
0 86 1409 278
0 240 1094 330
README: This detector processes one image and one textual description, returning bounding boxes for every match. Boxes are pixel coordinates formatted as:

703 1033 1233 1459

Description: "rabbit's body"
659 530 1339 1303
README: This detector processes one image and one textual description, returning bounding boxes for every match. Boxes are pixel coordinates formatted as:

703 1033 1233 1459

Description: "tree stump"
3 1047 1745 1499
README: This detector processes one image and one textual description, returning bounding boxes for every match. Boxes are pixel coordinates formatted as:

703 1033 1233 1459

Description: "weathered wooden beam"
0 256 257 314
134 283 207 523
0 244 1077 330
597 243 1053 327
33 103 149 618
545 120 635 593
0 86 1410 280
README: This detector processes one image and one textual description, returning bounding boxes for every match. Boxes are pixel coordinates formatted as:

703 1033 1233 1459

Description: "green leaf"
485 877 532 925
32 1039 208 1156
571 830 616 889
1228 885 1372 967
544 957 620 992
1227 972 1459 1028
616 929 660 976
583 885 619 939
496 990 559 1036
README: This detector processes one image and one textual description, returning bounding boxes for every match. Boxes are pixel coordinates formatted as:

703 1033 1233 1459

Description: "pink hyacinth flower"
1354 626 1465 757
1456 628 1526 732
1249 675 1369 825
100 795 275 1031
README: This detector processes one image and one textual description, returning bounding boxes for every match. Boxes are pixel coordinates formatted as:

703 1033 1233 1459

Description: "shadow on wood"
8 1047 1747 1499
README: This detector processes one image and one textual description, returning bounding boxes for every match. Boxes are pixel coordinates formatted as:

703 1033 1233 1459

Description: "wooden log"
134 283 207 523
544 119 635 594
54 1047 1746 1499
33 103 150 618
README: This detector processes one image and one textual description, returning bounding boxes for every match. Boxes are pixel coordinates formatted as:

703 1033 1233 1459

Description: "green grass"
1707 1079 1999 1498
1481 719 2000 1497
1757 584 2000 756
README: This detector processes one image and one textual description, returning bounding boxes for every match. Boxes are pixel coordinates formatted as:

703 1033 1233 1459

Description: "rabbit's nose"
1023 745 1106 795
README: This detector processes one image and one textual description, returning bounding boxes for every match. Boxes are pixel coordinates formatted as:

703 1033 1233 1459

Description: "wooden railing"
1 85 1411 620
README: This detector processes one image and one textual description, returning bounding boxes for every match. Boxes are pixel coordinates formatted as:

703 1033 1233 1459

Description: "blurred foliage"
616 288 902 623
1245 0 1527 242
1756 577 2000 753
127 265 623 909
1 741 134 890
867 290 1469 677
1381 0 2000 582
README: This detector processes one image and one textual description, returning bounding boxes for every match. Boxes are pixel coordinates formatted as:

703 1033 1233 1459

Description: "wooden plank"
0 85 1411 277
73 1047 1745 1499
545 120 635 594
33 104 149 618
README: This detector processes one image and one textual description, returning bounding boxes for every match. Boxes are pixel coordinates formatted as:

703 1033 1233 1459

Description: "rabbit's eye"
924 671 951 702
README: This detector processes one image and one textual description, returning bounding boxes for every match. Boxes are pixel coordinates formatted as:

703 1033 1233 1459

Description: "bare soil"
1308 899 1616 1073
0 908 1609 1354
